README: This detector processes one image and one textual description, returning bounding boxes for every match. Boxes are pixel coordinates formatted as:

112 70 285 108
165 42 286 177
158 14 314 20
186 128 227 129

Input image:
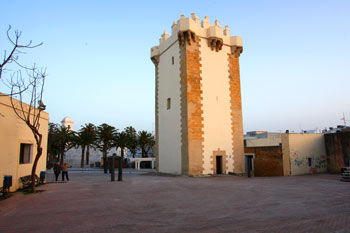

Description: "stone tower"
151 13 244 175
61 117 74 130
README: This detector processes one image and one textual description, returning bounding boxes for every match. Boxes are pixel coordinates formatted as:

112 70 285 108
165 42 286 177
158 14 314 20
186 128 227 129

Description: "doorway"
245 155 254 178
216 156 223 174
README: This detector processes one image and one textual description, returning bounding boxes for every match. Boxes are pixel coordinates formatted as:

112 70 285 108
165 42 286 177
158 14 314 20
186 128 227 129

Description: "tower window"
172 56 174 65
167 98 171 110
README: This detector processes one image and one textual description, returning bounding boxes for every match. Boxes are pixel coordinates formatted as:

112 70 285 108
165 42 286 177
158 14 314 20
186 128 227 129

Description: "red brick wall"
245 146 283 176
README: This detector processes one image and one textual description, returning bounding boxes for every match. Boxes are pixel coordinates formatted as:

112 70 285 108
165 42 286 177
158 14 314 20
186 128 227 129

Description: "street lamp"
38 100 46 110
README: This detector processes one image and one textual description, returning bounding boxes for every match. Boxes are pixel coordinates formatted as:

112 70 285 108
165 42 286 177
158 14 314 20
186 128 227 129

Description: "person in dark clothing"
62 162 69 181
53 162 61 181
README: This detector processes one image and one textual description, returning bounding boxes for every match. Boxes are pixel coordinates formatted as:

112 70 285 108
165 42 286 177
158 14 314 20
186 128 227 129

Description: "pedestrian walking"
62 162 69 181
53 161 61 181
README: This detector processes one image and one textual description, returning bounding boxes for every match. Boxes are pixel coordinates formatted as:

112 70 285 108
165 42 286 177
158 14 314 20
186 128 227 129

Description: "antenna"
340 112 350 126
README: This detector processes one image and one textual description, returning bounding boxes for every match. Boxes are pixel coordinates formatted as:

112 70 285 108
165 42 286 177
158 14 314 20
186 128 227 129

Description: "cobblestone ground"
0 172 349 233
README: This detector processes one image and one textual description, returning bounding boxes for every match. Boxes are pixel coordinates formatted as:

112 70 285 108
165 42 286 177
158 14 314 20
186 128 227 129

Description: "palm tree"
80 123 96 166
124 126 137 158
56 125 74 164
96 123 116 173
137 130 155 158
73 130 88 168
114 131 129 159
47 123 60 166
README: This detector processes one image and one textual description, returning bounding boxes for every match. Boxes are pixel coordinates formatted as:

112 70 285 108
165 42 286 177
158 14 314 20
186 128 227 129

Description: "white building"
61 116 74 130
151 14 244 175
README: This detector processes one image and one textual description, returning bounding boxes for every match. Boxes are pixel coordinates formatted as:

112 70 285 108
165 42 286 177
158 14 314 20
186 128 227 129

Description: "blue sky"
1 0 349 133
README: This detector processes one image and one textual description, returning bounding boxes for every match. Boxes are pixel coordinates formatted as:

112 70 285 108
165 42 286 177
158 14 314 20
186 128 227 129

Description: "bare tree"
10 67 46 192
1 25 43 96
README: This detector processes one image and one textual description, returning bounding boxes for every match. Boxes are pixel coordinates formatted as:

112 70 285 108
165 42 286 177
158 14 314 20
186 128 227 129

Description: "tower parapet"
151 13 243 59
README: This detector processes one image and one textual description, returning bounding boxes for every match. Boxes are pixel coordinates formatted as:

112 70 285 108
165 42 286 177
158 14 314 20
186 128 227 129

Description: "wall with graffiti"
289 134 327 175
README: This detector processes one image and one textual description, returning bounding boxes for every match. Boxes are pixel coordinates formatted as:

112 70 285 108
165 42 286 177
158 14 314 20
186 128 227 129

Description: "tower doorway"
216 156 223 174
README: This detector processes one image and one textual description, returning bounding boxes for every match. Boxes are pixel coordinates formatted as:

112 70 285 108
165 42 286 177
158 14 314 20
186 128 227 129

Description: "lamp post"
117 147 123 181
38 100 46 111
111 154 116 181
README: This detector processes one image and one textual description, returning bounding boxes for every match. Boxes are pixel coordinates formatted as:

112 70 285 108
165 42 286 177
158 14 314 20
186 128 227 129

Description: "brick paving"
0 171 349 233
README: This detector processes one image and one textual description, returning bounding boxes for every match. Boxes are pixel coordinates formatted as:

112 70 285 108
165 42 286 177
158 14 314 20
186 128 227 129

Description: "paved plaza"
0 171 349 233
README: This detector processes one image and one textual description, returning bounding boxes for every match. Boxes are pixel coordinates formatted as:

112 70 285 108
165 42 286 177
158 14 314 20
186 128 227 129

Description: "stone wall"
288 134 327 175
325 131 350 173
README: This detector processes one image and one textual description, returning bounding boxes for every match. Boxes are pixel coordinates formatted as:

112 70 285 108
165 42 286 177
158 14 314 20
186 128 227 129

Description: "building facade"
244 132 327 176
0 94 49 191
151 13 244 175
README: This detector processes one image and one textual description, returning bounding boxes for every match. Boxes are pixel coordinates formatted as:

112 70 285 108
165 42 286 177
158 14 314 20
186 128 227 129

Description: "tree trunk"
60 149 64 165
80 145 85 168
31 136 43 192
86 145 90 166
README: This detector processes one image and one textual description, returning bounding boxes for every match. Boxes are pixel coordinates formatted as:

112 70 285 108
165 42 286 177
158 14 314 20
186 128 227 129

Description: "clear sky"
1 0 349 133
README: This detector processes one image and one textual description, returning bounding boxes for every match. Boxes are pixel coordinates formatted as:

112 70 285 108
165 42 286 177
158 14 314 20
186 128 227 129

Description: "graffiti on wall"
314 156 327 169
292 152 327 174
294 159 304 166
309 156 327 173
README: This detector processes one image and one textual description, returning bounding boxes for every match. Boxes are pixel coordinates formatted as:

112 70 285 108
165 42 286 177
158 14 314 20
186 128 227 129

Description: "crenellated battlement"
151 13 242 58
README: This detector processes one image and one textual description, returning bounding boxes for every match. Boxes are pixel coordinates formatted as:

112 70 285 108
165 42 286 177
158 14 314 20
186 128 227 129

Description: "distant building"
323 125 350 134
244 132 327 176
151 13 244 175
302 129 322 134
61 116 74 130
64 147 154 168
244 131 281 140
0 93 49 191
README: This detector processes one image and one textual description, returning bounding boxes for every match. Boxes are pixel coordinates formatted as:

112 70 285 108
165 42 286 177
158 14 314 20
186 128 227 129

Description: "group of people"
53 162 69 181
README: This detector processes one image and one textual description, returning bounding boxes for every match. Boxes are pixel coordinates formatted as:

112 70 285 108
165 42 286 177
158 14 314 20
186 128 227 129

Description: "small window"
172 56 174 65
20 143 33 164
308 158 312 167
167 98 171 110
